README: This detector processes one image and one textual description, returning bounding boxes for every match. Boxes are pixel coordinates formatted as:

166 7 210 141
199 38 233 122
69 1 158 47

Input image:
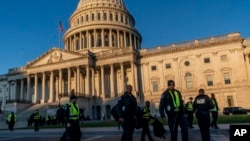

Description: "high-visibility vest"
7 114 16 122
68 102 80 120
142 106 150 119
34 113 41 120
211 99 218 111
169 90 180 111
186 102 193 111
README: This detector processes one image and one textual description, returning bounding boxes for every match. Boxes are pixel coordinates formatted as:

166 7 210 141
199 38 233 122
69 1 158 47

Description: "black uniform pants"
197 116 210 141
168 112 188 141
186 111 194 127
8 122 15 131
141 118 154 141
211 111 218 128
121 117 135 141
68 120 82 141
34 120 40 131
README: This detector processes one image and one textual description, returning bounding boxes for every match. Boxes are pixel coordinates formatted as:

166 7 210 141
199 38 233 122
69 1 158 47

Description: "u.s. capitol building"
1 0 250 119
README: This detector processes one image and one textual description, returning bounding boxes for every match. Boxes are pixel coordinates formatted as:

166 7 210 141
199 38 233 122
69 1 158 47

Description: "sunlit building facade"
1 0 250 119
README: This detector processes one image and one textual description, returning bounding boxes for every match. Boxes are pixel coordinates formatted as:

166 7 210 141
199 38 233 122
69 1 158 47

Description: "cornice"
140 38 244 58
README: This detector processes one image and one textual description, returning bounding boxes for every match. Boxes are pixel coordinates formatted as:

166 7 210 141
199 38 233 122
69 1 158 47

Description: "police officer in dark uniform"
117 85 138 141
159 80 188 141
61 94 82 141
193 89 214 141
185 97 194 128
33 109 41 131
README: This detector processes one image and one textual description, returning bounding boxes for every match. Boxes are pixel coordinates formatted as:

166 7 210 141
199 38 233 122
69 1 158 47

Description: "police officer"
117 84 138 141
210 93 219 129
193 89 214 141
62 94 82 141
185 97 194 128
159 80 188 141
7 112 16 131
141 101 155 141
33 109 41 131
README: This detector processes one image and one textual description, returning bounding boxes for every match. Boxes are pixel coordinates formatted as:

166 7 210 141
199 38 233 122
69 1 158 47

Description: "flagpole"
59 25 61 48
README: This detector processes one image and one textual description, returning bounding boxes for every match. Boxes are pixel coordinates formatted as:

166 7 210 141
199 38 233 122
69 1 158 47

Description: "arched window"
185 73 193 88
96 33 102 47
104 32 109 46
97 13 101 20
110 13 113 21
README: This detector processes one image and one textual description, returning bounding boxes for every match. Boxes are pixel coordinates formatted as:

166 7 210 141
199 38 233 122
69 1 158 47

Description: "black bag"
111 104 119 121
152 119 166 139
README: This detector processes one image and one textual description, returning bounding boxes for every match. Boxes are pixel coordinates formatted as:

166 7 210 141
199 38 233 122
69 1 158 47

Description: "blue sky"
0 0 250 74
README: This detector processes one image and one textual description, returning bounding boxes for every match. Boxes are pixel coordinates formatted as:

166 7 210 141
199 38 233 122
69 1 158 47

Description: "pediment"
27 48 82 67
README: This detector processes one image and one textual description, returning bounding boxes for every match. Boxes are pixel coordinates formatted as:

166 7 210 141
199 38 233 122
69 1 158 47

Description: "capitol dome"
64 0 142 53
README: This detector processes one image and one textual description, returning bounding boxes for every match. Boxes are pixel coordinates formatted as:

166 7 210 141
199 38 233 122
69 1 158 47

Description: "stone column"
94 29 96 47
92 68 95 97
110 64 115 98
131 62 136 94
129 33 132 48
117 30 120 48
101 65 105 98
34 73 38 103
86 66 90 97
101 29 104 47
109 29 112 47
27 75 31 102
134 63 138 93
20 79 24 101
42 72 46 103
120 63 125 93
123 31 127 47
77 66 80 95
68 68 71 95
49 71 54 103
59 69 62 96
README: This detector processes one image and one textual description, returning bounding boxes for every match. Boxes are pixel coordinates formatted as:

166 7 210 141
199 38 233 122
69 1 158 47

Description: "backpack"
111 104 119 121
152 119 166 139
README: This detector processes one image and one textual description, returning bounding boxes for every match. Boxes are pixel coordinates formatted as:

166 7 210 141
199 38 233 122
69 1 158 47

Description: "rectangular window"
186 77 193 88
204 58 210 63
165 63 171 69
151 66 157 71
206 74 213 86
221 55 228 62
152 81 158 92
154 103 159 115
227 96 234 106
224 72 231 84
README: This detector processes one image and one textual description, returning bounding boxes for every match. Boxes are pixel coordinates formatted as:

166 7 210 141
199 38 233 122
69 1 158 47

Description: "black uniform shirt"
193 94 214 118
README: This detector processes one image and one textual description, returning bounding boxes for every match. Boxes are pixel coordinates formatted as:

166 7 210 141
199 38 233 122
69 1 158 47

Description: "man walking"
193 89 214 141
6 112 16 131
185 97 194 128
33 109 41 131
210 93 219 129
117 85 138 141
61 94 82 141
141 101 155 141
159 80 188 141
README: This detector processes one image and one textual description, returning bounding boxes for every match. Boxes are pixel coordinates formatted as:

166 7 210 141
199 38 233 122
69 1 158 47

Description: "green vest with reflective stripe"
7 114 16 122
68 102 80 120
142 106 150 119
211 99 218 111
186 102 193 111
169 90 180 111
34 113 41 120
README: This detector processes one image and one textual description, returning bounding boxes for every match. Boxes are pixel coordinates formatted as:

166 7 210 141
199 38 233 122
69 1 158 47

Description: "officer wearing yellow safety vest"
185 97 195 128
6 112 16 131
33 109 41 131
159 80 188 141
210 93 219 129
61 94 82 141
141 101 155 141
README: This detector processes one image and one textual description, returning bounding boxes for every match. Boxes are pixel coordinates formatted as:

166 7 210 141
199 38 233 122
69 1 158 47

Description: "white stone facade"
1 0 250 119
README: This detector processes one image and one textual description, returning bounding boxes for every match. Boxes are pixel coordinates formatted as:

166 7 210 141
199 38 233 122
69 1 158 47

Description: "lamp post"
58 94 62 107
